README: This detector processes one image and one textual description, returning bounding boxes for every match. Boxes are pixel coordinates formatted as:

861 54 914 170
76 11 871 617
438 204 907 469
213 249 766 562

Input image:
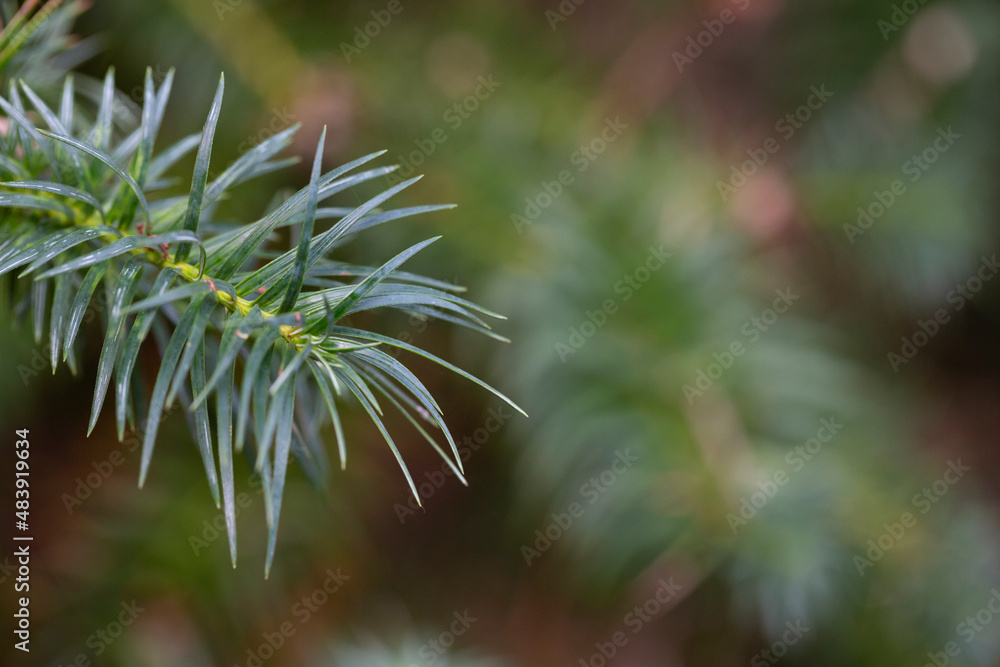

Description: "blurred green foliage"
4 0 1000 665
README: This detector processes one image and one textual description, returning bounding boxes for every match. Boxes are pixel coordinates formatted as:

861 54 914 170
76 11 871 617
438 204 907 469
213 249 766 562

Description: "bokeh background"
4 0 1000 664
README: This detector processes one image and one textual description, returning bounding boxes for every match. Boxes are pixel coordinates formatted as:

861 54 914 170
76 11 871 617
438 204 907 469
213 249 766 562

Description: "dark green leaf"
253 379 282 474
368 378 467 485
0 192 74 219
63 262 106 358
36 230 204 279
139 293 207 488
236 327 280 452
90 68 115 151
58 74 73 130
18 81 68 135
279 125 325 312
165 295 217 409
328 325 526 418
88 258 144 436
0 93 64 181
177 73 224 262
330 237 439 322
252 346 274 463
123 281 211 314
269 341 311 396
189 311 248 410
0 229 70 277
320 204 456 250
264 376 295 579
204 123 299 206
147 133 200 183
38 129 152 227
332 363 420 504
31 275 47 344
190 339 221 507
20 226 120 276
216 354 237 567
241 176 422 298
49 272 73 372
115 269 176 440
308 360 346 470
214 150 387 279
3 180 106 222
150 68 175 143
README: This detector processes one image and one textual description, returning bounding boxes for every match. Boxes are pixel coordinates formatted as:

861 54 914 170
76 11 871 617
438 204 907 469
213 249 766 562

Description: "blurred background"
4 0 1000 664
